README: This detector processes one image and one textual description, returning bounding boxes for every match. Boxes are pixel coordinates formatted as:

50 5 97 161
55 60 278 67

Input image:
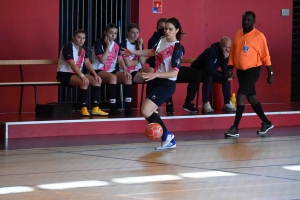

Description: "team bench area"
0 58 197 115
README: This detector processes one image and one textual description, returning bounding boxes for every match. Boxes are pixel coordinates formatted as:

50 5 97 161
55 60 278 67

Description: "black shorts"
95 69 117 74
56 72 75 86
147 78 176 106
237 66 261 96
131 70 141 80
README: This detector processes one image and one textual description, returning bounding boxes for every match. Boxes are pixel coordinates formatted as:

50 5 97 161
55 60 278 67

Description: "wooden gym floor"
0 125 299 200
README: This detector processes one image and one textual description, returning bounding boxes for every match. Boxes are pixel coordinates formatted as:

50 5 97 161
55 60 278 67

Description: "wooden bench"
0 59 61 114
139 58 203 109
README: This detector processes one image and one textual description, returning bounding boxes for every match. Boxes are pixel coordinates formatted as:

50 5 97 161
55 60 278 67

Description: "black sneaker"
109 107 122 116
224 126 239 138
166 103 174 114
257 122 274 135
125 107 135 116
182 103 199 113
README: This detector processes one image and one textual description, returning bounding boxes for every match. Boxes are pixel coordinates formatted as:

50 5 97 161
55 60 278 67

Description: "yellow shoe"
92 106 108 116
81 107 90 116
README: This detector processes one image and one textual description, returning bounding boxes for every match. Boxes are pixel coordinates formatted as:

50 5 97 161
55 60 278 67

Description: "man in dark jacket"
183 36 236 113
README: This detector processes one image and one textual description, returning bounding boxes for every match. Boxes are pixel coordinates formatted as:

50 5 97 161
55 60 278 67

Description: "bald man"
182 36 236 113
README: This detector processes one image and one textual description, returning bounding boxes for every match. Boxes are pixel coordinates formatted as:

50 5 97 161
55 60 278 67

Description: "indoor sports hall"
0 0 299 199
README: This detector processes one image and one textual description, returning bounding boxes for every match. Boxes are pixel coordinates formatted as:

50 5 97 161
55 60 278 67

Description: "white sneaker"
156 139 176 150
202 101 214 113
161 131 175 147
222 101 236 112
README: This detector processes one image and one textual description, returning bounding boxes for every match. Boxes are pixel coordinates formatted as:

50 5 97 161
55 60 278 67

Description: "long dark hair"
72 29 86 56
166 17 184 41
101 23 118 50
127 23 141 50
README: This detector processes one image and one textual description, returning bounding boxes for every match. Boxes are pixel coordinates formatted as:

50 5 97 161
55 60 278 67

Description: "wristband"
268 71 273 75
80 73 85 78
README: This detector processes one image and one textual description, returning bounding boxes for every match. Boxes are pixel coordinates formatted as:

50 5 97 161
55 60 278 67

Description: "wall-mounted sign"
153 1 162 13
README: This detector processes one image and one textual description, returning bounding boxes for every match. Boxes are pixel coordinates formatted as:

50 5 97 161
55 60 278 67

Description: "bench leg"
120 84 124 109
196 87 200 110
140 83 145 109
34 86 38 104
58 85 62 102
75 86 78 112
19 86 24 115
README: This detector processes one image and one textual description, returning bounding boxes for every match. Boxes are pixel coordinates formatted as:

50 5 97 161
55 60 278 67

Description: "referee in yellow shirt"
225 11 275 138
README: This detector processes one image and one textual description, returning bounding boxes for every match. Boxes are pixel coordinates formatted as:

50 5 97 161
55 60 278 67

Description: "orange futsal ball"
145 123 163 141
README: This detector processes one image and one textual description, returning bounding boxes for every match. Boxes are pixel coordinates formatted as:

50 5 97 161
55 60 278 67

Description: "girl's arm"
142 70 179 82
121 48 155 57
97 37 111 64
68 60 89 85
137 38 146 64
84 59 102 84
123 57 139 67
118 56 132 80
69 61 84 77
138 55 146 65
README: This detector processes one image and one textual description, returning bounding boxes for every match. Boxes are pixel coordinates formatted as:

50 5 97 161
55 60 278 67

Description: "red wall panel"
0 0 59 113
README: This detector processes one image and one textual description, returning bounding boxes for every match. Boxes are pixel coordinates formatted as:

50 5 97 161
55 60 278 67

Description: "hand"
142 72 156 82
94 75 102 84
138 38 143 47
227 75 235 82
267 74 274 84
227 68 233 77
81 75 89 87
121 47 133 56
223 50 230 59
104 36 111 46
124 71 132 80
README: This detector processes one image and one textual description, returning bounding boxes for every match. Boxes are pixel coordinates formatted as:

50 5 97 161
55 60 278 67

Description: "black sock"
91 86 101 107
125 102 131 110
146 112 167 134
233 105 245 128
123 84 132 110
79 88 88 108
166 97 173 105
251 102 271 124
107 84 117 109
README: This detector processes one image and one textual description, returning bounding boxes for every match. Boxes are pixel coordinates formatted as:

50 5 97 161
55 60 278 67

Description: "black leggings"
177 66 202 103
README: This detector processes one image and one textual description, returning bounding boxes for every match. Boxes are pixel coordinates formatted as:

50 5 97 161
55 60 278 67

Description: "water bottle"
230 93 236 107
